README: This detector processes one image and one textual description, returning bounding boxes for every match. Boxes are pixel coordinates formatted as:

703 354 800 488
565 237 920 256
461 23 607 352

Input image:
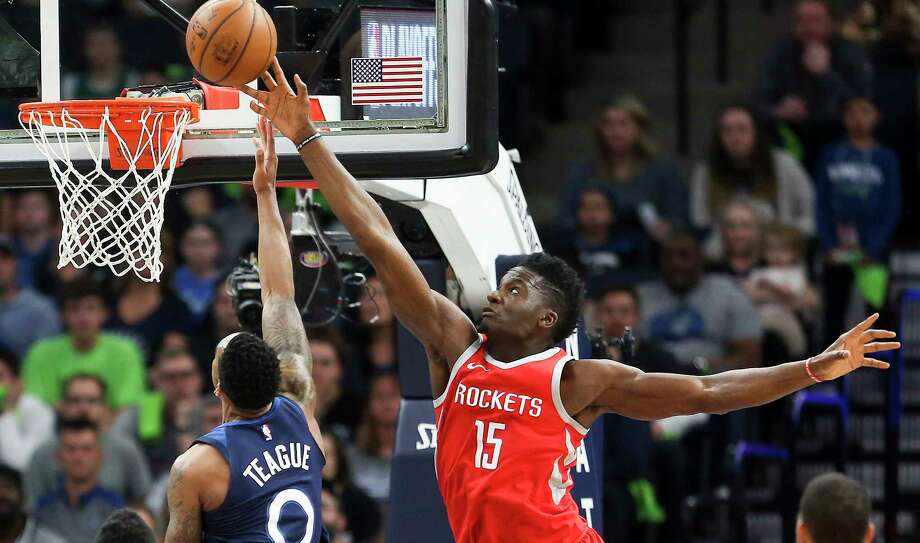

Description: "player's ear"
214 383 222 398
540 309 558 330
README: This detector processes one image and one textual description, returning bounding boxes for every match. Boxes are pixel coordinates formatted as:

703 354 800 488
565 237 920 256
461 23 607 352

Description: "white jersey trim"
551 357 589 435
483 346 563 369
432 334 484 408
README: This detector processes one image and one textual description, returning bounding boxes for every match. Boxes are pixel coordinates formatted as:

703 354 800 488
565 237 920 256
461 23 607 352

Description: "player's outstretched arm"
239 61 477 369
252 116 315 414
164 451 203 543
575 314 899 421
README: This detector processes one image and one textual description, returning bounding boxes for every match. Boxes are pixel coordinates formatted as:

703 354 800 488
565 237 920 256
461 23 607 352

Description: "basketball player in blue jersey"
164 116 326 543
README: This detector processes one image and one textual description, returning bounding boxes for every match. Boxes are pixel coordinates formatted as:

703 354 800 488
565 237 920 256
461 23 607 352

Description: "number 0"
267 488 315 543
474 420 505 470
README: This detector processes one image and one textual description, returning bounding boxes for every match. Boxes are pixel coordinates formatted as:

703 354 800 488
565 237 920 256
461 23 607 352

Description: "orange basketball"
185 0 277 87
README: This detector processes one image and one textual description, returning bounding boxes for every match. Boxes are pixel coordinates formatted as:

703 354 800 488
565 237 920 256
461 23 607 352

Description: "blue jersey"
195 395 325 543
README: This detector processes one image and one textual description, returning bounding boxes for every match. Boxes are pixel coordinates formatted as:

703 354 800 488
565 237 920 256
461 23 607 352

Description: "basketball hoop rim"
18 98 201 129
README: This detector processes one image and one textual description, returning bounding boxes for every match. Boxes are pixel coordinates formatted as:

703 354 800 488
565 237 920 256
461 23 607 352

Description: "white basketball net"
19 106 193 282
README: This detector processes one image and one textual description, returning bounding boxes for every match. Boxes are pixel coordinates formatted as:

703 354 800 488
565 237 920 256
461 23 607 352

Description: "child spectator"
569 185 650 292
815 97 901 343
173 222 222 321
745 223 818 358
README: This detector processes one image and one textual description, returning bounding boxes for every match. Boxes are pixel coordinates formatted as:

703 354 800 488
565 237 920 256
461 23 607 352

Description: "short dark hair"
95 508 155 543
219 332 280 410
59 278 106 308
57 417 100 437
0 347 20 376
62 373 107 401
598 283 639 308
799 472 871 543
0 463 22 494
517 253 585 344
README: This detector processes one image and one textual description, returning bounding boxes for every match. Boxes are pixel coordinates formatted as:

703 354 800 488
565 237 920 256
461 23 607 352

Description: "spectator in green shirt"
21 278 145 409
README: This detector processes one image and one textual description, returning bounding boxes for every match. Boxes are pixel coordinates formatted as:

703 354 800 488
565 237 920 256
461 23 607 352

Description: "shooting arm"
582 357 830 421
253 117 314 411
164 452 202 543
296 133 477 362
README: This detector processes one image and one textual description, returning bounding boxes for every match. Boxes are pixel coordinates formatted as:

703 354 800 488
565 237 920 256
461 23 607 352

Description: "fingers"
271 58 292 92
863 357 891 369
293 73 309 102
861 329 897 342
864 341 900 353
856 313 880 333
261 69 278 90
252 137 264 160
249 101 267 117
238 85 264 101
265 119 276 156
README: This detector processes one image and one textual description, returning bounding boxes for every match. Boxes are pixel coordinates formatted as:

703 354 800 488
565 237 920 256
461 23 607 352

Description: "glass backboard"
0 0 497 187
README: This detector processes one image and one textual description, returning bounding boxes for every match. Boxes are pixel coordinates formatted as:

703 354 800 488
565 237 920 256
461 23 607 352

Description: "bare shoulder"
170 443 224 485
561 359 640 406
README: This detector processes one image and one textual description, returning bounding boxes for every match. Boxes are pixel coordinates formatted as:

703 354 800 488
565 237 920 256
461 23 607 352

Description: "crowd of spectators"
0 0 915 542
545 0 910 540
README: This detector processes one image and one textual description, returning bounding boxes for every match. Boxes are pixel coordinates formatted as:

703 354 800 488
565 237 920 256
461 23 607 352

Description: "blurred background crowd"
0 0 918 542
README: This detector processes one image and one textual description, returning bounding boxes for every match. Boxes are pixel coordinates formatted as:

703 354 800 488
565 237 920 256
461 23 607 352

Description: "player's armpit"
164 452 203 543
261 294 315 411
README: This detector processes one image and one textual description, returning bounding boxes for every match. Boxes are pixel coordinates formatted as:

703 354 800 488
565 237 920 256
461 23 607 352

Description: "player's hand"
238 58 317 145
810 313 899 381
252 116 278 195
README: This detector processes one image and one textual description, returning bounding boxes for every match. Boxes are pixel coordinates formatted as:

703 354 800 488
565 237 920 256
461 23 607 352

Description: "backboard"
0 0 497 187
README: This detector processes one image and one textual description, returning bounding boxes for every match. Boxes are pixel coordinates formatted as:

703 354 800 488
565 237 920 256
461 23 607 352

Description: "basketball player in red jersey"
241 60 900 543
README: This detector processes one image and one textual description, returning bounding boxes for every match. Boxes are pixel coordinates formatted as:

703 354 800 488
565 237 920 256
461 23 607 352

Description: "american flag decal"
351 57 424 105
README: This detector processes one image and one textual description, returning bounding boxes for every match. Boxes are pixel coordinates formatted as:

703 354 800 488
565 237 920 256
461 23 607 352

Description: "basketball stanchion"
18 98 200 282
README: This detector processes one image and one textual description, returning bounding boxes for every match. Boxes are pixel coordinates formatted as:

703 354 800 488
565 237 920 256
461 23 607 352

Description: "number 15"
474 420 505 470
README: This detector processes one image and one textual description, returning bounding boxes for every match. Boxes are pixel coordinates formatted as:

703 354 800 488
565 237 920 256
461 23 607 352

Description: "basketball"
185 0 277 87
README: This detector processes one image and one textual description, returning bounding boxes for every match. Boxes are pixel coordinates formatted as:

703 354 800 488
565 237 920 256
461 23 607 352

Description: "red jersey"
433 335 602 543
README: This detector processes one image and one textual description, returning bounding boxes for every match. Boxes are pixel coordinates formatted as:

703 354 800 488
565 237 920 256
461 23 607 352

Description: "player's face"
482 268 556 343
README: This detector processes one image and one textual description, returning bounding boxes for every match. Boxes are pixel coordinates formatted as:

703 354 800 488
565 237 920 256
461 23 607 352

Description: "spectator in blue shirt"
815 97 901 344
0 237 60 359
173 221 222 321
9 190 56 293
